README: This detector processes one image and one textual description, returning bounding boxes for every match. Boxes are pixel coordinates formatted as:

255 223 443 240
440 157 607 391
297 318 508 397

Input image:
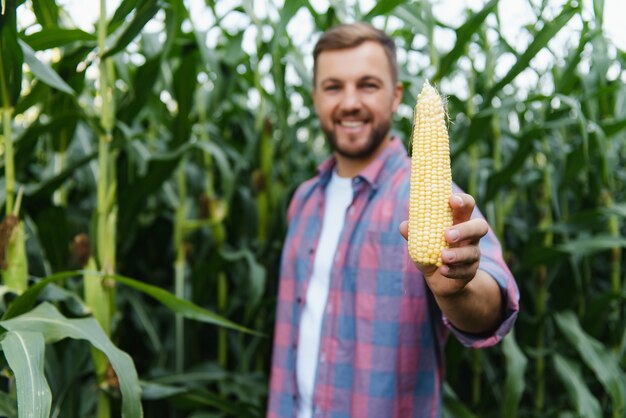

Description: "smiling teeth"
341 121 363 127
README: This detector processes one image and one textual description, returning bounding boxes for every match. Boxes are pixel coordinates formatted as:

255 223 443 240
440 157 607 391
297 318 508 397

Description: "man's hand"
399 193 502 334
400 193 487 296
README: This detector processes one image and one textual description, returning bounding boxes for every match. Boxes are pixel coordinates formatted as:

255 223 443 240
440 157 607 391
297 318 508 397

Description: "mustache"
335 109 369 119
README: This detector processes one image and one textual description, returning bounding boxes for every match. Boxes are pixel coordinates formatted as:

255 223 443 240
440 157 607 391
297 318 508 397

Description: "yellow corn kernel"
408 80 453 267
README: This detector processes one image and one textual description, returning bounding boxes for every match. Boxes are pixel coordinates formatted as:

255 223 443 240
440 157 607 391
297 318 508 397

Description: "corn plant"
2 0 626 417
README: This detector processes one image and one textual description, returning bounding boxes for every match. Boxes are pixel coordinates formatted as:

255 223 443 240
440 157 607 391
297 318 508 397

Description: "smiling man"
267 23 519 418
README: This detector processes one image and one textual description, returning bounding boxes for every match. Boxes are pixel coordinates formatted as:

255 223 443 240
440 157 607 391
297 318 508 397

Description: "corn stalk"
83 1 118 416
534 138 553 413
0 1 27 295
174 164 187 373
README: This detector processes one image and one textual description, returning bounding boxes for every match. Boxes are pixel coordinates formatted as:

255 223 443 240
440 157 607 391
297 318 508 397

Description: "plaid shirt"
267 138 519 418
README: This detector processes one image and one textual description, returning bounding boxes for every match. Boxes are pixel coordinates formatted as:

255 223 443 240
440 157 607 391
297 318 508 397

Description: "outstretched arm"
400 193 503 334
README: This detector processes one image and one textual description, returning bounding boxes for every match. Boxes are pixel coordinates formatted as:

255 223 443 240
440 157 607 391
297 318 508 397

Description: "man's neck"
334 136 392 178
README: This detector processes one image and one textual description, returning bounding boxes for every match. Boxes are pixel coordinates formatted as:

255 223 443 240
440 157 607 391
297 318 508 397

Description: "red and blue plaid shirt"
267 138 519 418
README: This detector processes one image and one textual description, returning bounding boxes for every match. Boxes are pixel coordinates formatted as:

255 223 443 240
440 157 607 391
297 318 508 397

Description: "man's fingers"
445 218 488 245
399 220 408 240
441 246 481 265
450 193 475 224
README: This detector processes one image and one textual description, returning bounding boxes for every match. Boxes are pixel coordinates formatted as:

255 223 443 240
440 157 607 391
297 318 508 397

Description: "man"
268 22 519 418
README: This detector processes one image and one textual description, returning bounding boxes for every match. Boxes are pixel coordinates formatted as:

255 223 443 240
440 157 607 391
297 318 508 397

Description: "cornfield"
1 0 625 417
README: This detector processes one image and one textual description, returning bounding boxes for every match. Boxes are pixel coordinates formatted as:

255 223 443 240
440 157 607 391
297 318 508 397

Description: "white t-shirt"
296 170 353 418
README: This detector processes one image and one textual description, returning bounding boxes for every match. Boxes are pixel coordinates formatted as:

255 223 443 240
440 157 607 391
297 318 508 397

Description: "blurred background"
1 0 625 417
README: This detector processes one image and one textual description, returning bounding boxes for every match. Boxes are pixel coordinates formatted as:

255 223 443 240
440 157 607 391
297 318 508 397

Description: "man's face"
313 41 402 161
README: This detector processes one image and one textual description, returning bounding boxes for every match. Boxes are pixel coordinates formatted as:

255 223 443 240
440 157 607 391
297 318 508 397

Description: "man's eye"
362 83 379 90
324 85 339 91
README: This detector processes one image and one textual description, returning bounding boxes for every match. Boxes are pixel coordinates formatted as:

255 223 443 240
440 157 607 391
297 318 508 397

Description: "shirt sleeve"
442 207 520 348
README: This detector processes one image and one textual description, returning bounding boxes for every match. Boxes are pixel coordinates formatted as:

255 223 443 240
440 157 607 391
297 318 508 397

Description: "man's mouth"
337 120 368 129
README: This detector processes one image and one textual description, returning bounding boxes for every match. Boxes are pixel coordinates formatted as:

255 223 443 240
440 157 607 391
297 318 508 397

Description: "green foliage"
0 0 625 417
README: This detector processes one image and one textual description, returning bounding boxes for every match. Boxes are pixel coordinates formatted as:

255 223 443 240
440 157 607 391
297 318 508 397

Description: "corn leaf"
18 39 74 95
555 311 626 414
0 302 143 418
0 391 17 417
485 3 579 102
219 248 266 317
276 0 307 34
117 141 195 237
433 0 498 82
172 40 198 147
23 151 98 205
108 273 258 334
0 331 51 418
363 0 404 20
502 331 527 418
392 4 429 44
31 0 58 27
442 382 478 418
553 354 602 418
558 235 626 257
2 270 256 334
109 0 142 34
0 0 23 106
2 220 28 294
22 28 96 50
168 390 261 418
102 0 161 59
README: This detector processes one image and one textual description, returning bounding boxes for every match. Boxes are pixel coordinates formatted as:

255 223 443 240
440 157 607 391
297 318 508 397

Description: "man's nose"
339 86 361 111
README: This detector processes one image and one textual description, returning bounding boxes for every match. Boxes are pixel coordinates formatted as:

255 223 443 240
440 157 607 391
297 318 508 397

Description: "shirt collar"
315 137 407 189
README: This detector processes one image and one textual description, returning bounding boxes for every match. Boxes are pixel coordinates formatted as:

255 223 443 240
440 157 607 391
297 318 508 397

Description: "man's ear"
392 82 403 112
312 88 319 115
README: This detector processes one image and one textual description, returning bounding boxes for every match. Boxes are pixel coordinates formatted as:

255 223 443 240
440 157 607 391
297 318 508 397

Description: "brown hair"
313 22 398 86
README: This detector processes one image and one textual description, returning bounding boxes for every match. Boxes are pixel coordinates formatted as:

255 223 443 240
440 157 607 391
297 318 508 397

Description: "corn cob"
408 80 453 266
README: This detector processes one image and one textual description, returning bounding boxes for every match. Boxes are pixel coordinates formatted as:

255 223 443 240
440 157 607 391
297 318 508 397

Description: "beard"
322 113 392 160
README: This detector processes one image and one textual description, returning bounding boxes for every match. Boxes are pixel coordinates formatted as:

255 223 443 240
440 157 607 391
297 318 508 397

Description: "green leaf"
172 41 198 147
0 391 17 417
276 0 307 34
24 151 98 205
0 0 23 106
392 4 429 41
0 331 51 418
31 0 58 27
117 141 193 238
139 380 187 399
108 273 258 335
22 28 96 50
109 0 142 34
558 234 626 257
220 248 266 316
102 0 162 59
14 114 82 171
364 0 405 20
2 270 257 335
0 303 144 418
168 389 260 418
485 3 579 102
18 39 74 95
116 54 162 123
442 382 478 418
1 221 28 294
553 354 602 418
555 311 626 414
433 0 498 82
502 331 527 418
31 206 69 272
